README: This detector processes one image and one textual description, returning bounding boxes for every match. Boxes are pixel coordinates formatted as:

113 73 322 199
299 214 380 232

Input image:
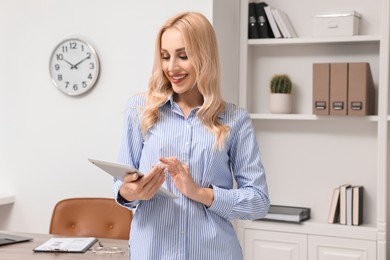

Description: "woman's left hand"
159 157 214 207
159 157 198 196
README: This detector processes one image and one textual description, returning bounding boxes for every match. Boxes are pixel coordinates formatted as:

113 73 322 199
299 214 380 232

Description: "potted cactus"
269 74 293 114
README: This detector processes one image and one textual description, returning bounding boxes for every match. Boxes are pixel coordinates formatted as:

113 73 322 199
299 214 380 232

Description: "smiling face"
161 28 197 96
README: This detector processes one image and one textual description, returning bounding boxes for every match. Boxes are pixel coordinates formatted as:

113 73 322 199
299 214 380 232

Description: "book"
346 186 353 225
339 184 351 225
327 186 340 224
248 2 259 39
264 6 282 38
278 9 298 38
262 205 310 223
255 2 274 38
34 237 98 253
352 186 363 225
271 8 297 38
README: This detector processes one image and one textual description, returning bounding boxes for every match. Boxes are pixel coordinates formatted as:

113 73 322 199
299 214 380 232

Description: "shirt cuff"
116 192 139 209
207 185 235 220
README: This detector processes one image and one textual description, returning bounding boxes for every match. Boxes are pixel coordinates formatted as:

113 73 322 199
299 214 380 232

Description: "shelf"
0 194 15 205
239 0 390 257
248 35 381 46
250 113 379 121
238 219 378 241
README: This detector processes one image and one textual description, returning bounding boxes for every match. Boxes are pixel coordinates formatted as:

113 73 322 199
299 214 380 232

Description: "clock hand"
62 58 76 69
73 56 91 69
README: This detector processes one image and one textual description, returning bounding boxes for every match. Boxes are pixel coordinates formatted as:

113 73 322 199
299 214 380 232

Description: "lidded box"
312 11 362 37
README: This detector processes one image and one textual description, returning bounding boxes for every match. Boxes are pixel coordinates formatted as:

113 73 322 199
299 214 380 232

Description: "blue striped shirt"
113 94 269 260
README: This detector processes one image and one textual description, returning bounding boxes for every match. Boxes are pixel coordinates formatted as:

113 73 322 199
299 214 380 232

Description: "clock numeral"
81 45 85 52
82 81 87 88
61 46 68 53
88 73 93 80
89 62 94 69
65 82 69 88
54 64 60 71
73 84 78 91
56 54 63 60
58 74 63 81
70 42 77 49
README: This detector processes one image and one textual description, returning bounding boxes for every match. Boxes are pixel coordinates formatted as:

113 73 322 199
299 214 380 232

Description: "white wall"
0 0 239 233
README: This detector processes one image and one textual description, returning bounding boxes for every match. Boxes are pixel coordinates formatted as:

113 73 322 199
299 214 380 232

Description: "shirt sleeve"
208 110 270 220
112 96 145 209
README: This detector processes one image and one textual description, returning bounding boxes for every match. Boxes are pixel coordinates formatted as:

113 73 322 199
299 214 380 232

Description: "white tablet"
88 158 178 199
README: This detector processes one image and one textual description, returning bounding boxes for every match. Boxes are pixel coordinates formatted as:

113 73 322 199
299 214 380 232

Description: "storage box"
312 11 361 37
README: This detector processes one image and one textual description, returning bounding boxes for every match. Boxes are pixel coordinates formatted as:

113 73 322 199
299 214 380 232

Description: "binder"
348 62 375 116
255 2 274 38
313 63 330 115
330 63 349 115
248 3 259 39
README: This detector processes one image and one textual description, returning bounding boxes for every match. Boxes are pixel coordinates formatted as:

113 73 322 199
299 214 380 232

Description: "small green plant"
270 74 292 94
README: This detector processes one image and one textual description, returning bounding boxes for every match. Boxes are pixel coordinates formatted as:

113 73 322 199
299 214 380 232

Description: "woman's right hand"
119 165 166 201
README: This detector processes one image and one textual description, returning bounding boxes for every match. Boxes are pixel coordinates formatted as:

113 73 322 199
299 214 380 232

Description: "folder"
348 62 375 116
313 63 330 115
330 63 349 115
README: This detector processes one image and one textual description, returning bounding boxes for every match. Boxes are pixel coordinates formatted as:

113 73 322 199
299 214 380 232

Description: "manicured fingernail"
157 162 164 169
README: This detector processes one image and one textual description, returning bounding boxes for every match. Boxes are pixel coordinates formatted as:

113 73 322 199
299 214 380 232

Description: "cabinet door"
244 229 307 260
308 235 376 260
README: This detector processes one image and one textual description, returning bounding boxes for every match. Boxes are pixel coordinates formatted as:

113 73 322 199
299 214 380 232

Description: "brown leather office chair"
49 197 132 240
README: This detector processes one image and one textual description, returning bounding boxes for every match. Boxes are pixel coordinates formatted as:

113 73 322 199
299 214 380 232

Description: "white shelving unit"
236 0 390 259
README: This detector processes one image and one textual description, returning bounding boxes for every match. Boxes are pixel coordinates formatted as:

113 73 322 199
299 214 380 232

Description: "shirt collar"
163 94 225 119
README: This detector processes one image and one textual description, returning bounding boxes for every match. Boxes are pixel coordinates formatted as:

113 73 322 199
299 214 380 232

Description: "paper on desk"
33 237 97 253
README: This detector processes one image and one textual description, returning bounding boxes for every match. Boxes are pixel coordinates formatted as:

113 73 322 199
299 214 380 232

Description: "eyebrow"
161 47 186 53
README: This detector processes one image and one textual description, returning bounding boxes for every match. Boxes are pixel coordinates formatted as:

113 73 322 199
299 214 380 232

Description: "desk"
0 194 15 205
0 232 129 260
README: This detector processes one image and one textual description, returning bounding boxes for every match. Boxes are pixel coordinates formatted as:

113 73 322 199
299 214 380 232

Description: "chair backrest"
49 197 132 240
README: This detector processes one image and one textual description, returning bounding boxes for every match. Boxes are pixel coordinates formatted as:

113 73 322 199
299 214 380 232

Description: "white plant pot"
269 93 292 114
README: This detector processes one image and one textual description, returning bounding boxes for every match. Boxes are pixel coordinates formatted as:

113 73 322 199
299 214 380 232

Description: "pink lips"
170 74 187 84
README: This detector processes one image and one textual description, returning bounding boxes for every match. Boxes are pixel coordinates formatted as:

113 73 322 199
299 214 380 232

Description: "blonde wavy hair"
141 12 230 150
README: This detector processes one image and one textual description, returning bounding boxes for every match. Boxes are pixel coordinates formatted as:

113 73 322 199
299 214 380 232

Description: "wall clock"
49 38 100 96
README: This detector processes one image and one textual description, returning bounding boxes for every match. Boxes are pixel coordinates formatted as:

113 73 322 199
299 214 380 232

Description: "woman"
113 12 270 260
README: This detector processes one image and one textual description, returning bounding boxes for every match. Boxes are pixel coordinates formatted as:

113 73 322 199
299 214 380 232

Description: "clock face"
49 38 100 96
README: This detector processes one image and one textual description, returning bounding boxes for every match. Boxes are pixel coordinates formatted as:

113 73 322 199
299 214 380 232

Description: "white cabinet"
308 235 376 260
242 230 376 260
244 229 307 260
238 0 390 259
